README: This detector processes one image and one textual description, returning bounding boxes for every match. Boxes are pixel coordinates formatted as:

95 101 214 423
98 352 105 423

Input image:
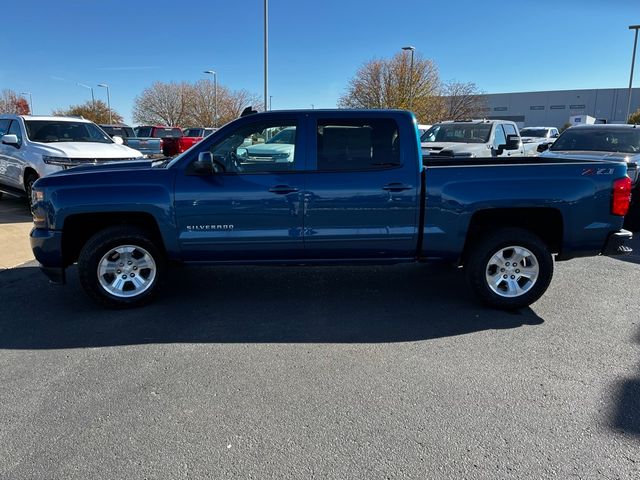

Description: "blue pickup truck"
29 109 633 309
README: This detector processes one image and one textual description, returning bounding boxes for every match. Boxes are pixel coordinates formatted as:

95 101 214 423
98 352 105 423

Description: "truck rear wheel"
77 226 165 308
465 228 553 310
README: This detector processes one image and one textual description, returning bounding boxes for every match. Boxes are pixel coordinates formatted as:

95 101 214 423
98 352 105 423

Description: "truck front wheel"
77 226 165 308
465 228 553 310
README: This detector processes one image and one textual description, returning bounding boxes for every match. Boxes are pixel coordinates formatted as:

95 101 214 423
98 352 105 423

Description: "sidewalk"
0 196 34 269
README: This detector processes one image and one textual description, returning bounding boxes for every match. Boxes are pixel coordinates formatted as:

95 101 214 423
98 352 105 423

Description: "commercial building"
484 88 640 128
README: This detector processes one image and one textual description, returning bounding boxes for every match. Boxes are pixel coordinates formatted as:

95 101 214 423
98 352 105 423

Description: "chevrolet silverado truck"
29 109 633 309
421 119 525 158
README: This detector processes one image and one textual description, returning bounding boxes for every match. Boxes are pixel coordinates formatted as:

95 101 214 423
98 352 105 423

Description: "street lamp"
627 25 640 122
264 0 269 111
77 82 95 107
203 70 218 127
402 46 416 110
20 92 33 114
97 83 112 124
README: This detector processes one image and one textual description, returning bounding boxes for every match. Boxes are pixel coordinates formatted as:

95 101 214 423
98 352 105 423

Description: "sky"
1 0 639 125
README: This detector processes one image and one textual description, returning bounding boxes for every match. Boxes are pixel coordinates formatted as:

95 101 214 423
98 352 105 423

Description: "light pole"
97 83 112 123
402 46 416 110
204 70 218 127
20 92 33 114
77 82 95 107
627 25 640 122
264 0 269 111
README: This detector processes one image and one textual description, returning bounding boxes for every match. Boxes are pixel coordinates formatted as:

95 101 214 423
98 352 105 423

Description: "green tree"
53 100 122 124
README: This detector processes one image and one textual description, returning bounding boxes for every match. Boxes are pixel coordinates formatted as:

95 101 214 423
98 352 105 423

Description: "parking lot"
0 197 638 479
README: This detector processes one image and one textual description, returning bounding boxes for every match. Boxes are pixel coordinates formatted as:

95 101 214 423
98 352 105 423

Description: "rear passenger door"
302 115 420 259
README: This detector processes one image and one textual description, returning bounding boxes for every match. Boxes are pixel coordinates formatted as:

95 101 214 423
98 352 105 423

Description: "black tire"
24 172 39 205
77 226 165 308
465 228 554 310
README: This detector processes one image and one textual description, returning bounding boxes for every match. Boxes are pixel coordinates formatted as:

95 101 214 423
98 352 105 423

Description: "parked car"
0 115 142 201
540 124 640 230
134 126 199 157
99 124 163 158
238 126 296 165
421 119 524 158
520 127 559 156
29 109 633 310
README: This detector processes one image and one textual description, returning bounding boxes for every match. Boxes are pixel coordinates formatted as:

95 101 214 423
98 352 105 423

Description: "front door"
174 117 306 261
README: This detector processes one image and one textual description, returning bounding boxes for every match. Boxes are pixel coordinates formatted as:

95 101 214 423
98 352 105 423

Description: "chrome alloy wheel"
97 245 157 298
485 245 539 298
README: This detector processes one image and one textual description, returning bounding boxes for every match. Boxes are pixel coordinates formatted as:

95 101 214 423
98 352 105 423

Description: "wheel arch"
62 212 166 266
461 207 563 264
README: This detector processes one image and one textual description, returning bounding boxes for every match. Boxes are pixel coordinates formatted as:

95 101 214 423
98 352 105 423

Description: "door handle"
382 183 412 192
268 185 299 194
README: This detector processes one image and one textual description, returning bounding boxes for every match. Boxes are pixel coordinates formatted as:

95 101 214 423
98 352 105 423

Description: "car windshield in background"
551 128 640 153
421 124 491 143
101 126 134 138
183 129 204 137
25 121 113 143
266 128 296 144
520 128 548 137
153 128 182 138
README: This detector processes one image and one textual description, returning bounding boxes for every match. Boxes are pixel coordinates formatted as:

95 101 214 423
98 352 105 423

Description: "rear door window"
315 118 400 171
0 119 10 136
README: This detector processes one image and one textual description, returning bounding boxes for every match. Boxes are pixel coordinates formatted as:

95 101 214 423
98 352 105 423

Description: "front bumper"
601 229 633 256
30 228 66 284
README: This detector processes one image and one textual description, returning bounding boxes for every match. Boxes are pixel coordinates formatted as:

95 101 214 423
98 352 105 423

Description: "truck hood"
48 159 155 176
32 141 143 159
244 144 294 155
540 150 640 164
521 136 549 143
421 142 488 156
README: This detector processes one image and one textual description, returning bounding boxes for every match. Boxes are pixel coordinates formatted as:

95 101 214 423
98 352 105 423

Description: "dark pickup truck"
30 109 633 309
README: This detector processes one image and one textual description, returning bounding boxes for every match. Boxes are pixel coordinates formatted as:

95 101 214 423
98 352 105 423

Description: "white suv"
0 115 143 201
421 119 524 159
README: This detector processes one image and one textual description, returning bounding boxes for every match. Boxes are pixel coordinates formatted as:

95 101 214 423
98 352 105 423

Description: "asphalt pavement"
0 199 638 479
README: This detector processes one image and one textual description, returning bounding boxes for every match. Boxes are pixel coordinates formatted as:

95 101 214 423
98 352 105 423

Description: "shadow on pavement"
0 262 543 349
0 195 31 224
610 327 640 436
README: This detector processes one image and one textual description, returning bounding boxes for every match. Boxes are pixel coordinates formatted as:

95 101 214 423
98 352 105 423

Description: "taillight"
612 177 632 216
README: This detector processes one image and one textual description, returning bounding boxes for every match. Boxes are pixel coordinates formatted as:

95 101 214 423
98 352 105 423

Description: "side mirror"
1 134 20 147
505 134 521 150
191 152 224 175
236 147 248 158
537 143 550 153
112 135 124 145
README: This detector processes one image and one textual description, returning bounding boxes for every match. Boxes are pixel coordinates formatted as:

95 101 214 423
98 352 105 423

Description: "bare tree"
132 81 194 126
0 89 31 115
53 99 123 124
440 81 487 120
338 52 442 123
133 81 262 127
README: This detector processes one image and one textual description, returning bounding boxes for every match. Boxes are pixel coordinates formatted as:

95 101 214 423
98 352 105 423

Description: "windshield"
550 128 640 153
25 120 113 144
421 123 491 143
266 128 296 144
183 128 204 137
520 128 548 138
101 126 134 138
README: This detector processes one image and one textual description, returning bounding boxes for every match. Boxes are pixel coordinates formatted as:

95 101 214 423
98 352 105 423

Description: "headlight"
42 155 76 166
31 188 44 204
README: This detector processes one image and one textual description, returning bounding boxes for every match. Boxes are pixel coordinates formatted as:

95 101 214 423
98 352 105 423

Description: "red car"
134 126 201 157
